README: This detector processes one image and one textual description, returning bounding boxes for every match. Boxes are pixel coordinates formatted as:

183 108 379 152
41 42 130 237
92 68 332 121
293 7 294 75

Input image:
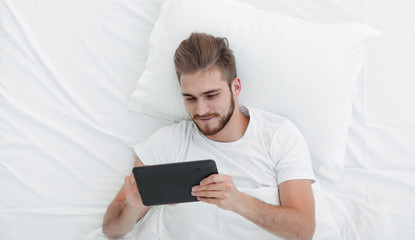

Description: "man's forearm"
102 199 150 239
233 193 315 240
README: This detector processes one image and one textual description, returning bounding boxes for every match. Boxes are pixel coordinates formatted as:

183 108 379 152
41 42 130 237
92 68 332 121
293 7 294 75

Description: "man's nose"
196 100 209 116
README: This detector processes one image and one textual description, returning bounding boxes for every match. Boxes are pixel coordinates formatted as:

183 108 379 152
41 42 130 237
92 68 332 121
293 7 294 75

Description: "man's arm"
102 157 151 239
192 175 315 240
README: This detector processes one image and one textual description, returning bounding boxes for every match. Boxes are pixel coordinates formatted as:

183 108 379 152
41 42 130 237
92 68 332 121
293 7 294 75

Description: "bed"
0 0 414 239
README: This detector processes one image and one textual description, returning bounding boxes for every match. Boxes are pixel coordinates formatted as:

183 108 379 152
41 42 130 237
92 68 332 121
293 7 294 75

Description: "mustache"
193 113 219 120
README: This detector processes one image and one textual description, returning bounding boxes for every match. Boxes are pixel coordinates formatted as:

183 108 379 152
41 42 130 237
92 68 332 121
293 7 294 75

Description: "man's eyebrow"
182 89 221 97
203 89 221 95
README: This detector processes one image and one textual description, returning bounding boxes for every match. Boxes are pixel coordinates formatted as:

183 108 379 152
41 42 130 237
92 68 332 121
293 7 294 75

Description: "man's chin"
200 130 218 136
195 123 219 136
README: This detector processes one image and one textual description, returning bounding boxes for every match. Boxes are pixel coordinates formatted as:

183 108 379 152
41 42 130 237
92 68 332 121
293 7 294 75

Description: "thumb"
125 175 131 189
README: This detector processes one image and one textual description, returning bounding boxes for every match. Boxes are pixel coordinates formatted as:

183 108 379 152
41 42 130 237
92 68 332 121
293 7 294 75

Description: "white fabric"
134 106 315 186
86 183 341 240
128 0 380 181
0 0 169 239
0 0 413 239
132 106 315 239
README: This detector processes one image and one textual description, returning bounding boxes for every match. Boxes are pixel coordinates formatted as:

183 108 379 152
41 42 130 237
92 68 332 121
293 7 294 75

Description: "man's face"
180 68 235 136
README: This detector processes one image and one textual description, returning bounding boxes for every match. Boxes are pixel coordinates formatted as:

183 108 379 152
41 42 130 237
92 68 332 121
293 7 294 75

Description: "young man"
103 33 316 240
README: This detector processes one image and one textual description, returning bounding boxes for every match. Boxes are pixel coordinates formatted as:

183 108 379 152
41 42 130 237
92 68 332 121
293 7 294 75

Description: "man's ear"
231 77 242 97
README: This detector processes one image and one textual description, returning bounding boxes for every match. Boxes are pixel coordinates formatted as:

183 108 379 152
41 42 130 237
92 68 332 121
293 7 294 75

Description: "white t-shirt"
132 106 315 240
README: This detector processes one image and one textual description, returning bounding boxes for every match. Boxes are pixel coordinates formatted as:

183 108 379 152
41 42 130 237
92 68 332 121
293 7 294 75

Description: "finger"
197 197 221 205
124 176 131 189
200 174 229 186
199 174 220 186
125 175 138 193
192 190 229 199
124 175 143 204
192 183 229 192
129 173 136 185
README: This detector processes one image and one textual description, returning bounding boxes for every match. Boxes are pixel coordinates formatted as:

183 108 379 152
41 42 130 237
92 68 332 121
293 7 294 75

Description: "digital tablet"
132 159 218 206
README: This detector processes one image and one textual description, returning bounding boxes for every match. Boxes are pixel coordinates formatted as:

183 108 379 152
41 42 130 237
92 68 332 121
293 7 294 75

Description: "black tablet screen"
132 159 218 206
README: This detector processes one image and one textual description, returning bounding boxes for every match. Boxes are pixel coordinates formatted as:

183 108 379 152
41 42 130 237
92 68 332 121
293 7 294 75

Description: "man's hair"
173 32 237 86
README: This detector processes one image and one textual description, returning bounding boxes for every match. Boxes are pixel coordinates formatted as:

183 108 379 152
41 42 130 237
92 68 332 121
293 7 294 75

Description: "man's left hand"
191 174 242 211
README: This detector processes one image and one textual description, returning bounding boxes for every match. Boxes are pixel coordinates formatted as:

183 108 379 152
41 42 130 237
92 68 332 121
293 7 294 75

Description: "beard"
192 95 235 136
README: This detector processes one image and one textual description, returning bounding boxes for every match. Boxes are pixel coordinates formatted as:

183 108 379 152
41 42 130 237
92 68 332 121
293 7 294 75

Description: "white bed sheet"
327 0 415 237
0 0 169 238
1 0 414 239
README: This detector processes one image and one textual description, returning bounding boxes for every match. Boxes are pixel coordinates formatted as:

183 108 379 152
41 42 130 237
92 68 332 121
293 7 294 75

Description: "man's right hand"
102 157 150 239
124 174 145 208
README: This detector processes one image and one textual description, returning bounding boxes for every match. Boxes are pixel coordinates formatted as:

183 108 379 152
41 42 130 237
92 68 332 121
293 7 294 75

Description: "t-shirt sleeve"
271 120 316 185
133 123 185 165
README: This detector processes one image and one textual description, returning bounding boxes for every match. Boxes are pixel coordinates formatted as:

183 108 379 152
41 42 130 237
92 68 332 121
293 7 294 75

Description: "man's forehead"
181 67 224 81
180 69 228 96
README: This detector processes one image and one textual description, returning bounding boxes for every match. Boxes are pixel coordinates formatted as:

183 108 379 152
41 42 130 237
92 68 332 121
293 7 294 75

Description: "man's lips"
199 116 215 121
195 115 216 122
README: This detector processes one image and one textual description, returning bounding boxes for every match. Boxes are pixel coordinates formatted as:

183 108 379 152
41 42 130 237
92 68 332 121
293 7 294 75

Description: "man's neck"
205 107 250 143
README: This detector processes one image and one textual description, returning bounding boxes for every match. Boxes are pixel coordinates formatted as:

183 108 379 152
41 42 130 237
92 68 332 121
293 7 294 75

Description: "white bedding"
1 0 414 239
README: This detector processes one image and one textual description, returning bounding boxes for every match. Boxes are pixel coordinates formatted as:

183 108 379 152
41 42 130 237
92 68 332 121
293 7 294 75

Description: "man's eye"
186 98 196 102
207 94 218 99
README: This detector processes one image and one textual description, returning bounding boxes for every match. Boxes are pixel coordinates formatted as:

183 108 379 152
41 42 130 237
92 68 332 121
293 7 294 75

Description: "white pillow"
128 0 380 181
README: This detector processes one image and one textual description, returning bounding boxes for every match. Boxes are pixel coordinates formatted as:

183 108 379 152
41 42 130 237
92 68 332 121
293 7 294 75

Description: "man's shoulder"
154 119 196 137
247 106 294 130
247 107 308 154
